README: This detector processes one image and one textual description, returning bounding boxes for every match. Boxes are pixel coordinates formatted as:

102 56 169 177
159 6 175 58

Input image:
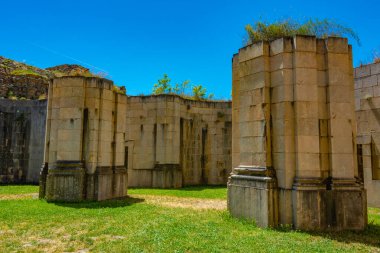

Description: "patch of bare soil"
132 194 227 210
0 193 38 200
369 208 380 215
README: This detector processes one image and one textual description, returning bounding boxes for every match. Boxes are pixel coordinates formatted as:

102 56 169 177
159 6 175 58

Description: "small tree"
192 85 207 100
153 74 172 95
173 80 190 95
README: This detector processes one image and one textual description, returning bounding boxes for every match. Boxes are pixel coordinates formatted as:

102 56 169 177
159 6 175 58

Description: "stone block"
295 85 318 102
355 65 371 78
361 75 377 88
330 154 355 178
295 68 318 86
293 35 316 52
296 118 319 136
270 53 293 71
327 69 351 86
328 85 354 103
331 136 354 154
294 52 317 68
271 85 294 103
271 69 293 87
238 42 269 62
240 72 270 91
270 37 293 55
326 37 349 54
295 101 318 119
59 107 82 119
329 102 354 119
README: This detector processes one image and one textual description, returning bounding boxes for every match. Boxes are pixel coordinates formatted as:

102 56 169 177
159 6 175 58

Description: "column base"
292 177 367 231
42 161 128 202
45 161 85 202
227 165 278 227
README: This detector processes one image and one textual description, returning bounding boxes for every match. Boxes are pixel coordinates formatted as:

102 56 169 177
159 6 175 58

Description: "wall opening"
124 146 129 170
201 126 208 184
81 108 89 163
357 144 364 182
371 140 380 180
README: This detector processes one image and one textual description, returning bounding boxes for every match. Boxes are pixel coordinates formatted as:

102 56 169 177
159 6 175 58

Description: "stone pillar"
40 77 128 202
153 97 182 188
228 42 278 227
228 36 367 230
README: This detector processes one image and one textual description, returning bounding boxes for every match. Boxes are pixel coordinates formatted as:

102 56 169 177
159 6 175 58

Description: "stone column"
229 36 367 231
228 42 278 227
41 77 128 202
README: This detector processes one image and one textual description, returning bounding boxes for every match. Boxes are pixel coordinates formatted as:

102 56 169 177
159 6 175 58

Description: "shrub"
10 69 44 78
152 74 214 100
245 18 360 45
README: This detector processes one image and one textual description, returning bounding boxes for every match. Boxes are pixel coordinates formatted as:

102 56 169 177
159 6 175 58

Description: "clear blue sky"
1 0 379 99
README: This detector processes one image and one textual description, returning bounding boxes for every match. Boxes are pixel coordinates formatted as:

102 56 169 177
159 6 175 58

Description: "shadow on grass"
52 196 145 209
275 223 380 248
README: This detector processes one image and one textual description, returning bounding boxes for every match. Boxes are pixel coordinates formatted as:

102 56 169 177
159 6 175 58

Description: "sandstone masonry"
228 36 367 230
126 95 231 187
354 61 380 208
39 77 232 201
40 77 127 201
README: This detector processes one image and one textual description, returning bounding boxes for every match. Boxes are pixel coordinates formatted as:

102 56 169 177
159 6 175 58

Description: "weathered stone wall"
229 36 367 230
0 99 47 183
354 62 380 207
0 75 49 99
126 95 232 188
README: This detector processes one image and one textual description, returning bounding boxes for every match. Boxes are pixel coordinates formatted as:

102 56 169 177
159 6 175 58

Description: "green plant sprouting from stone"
192 85 206 100
245 18 360 46
373 50 380 64
152 74 213 100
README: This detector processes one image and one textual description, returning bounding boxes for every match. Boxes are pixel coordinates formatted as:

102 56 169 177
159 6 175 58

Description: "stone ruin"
228 36 367 230
0 35 378 231
39 76 232 201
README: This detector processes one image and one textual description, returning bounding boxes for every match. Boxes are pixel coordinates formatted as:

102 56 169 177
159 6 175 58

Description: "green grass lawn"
0 185 39 195
0 185 379 252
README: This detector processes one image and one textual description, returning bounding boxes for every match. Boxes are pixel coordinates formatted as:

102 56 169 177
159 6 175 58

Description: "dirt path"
132 194 227 210
0 193 38 200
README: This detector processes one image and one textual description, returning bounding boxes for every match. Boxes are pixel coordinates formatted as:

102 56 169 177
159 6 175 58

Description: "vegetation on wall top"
245 18 360 46
152 74 214 100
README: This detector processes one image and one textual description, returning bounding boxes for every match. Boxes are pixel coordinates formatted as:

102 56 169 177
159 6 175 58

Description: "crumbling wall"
0 99 47 183
126 95 232 188
0 75 49 99
355 62 380 207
